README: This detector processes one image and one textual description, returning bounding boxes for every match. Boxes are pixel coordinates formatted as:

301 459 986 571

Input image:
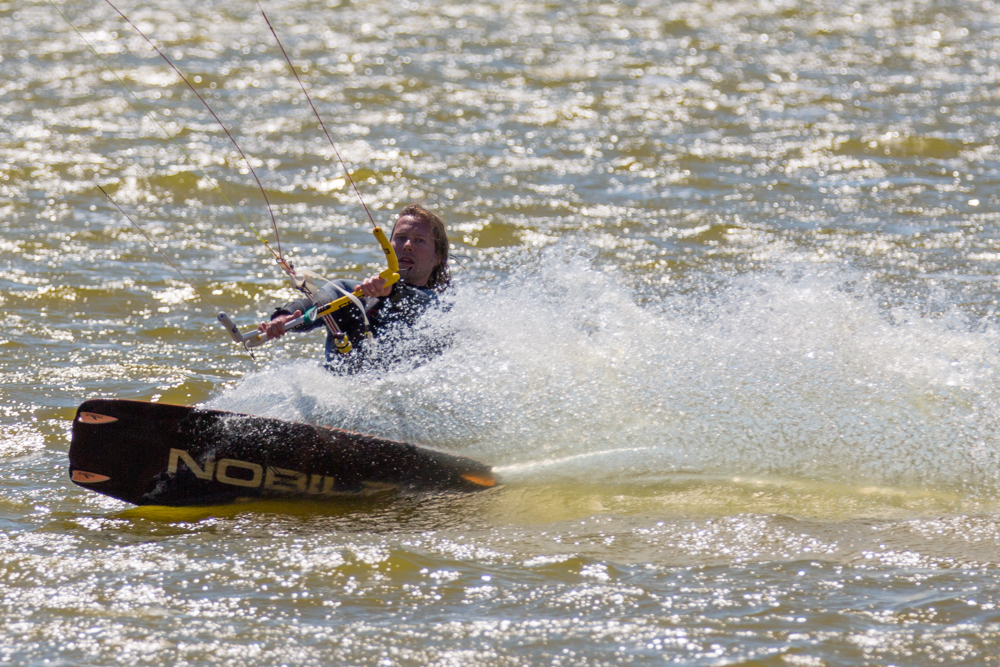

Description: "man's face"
391 215 440 287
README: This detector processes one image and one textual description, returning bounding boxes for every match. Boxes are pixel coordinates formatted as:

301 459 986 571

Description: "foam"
209 249 1000 492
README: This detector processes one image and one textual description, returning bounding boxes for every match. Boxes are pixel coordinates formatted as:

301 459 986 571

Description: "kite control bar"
217 226 400 351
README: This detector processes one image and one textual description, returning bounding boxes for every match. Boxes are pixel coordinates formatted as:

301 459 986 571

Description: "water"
4 0 1000 663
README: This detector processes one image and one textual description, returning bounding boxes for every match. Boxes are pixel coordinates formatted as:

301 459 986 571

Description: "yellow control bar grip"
309 226 400 321
374 225 400 276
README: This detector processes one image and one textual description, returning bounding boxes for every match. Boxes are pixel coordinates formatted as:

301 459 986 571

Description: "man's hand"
359 274 392 298
258 310 302 339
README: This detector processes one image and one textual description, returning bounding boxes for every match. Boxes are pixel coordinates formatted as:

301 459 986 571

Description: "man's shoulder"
322 278 362 291
316 278 361 301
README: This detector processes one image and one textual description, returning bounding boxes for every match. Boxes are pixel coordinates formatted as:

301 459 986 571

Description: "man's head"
391 203 449 289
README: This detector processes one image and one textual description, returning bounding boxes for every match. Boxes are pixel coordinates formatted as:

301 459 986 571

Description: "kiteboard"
69 398 497 506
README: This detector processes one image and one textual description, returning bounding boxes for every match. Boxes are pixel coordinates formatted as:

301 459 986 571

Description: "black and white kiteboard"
68 398 497 506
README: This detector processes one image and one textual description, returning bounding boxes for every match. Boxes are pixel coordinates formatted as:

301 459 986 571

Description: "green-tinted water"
4 0 1000 663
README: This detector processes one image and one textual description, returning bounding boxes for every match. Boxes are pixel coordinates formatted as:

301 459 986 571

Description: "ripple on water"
5 0 1000 664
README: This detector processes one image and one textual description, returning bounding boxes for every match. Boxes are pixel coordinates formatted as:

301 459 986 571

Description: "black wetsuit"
271 279 437 369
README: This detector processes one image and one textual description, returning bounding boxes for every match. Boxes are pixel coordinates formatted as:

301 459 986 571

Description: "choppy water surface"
4 0 1000 663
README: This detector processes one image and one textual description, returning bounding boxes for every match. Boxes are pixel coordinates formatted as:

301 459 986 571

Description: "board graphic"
69 399 497 506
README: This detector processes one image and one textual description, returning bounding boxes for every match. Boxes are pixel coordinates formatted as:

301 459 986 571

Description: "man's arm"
258 277 373 340
258 309 302 339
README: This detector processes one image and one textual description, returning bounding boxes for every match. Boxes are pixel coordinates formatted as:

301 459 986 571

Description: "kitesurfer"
259 203 450 368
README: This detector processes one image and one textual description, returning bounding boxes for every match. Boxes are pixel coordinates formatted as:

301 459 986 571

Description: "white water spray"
210 250 1000 492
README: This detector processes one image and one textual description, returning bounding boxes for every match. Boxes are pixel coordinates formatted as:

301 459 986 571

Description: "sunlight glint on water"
3 0 1000 664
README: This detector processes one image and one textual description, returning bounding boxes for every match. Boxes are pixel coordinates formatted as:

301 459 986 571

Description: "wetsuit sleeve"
270 294 324 332
271 295 312 317
271 279 369 335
